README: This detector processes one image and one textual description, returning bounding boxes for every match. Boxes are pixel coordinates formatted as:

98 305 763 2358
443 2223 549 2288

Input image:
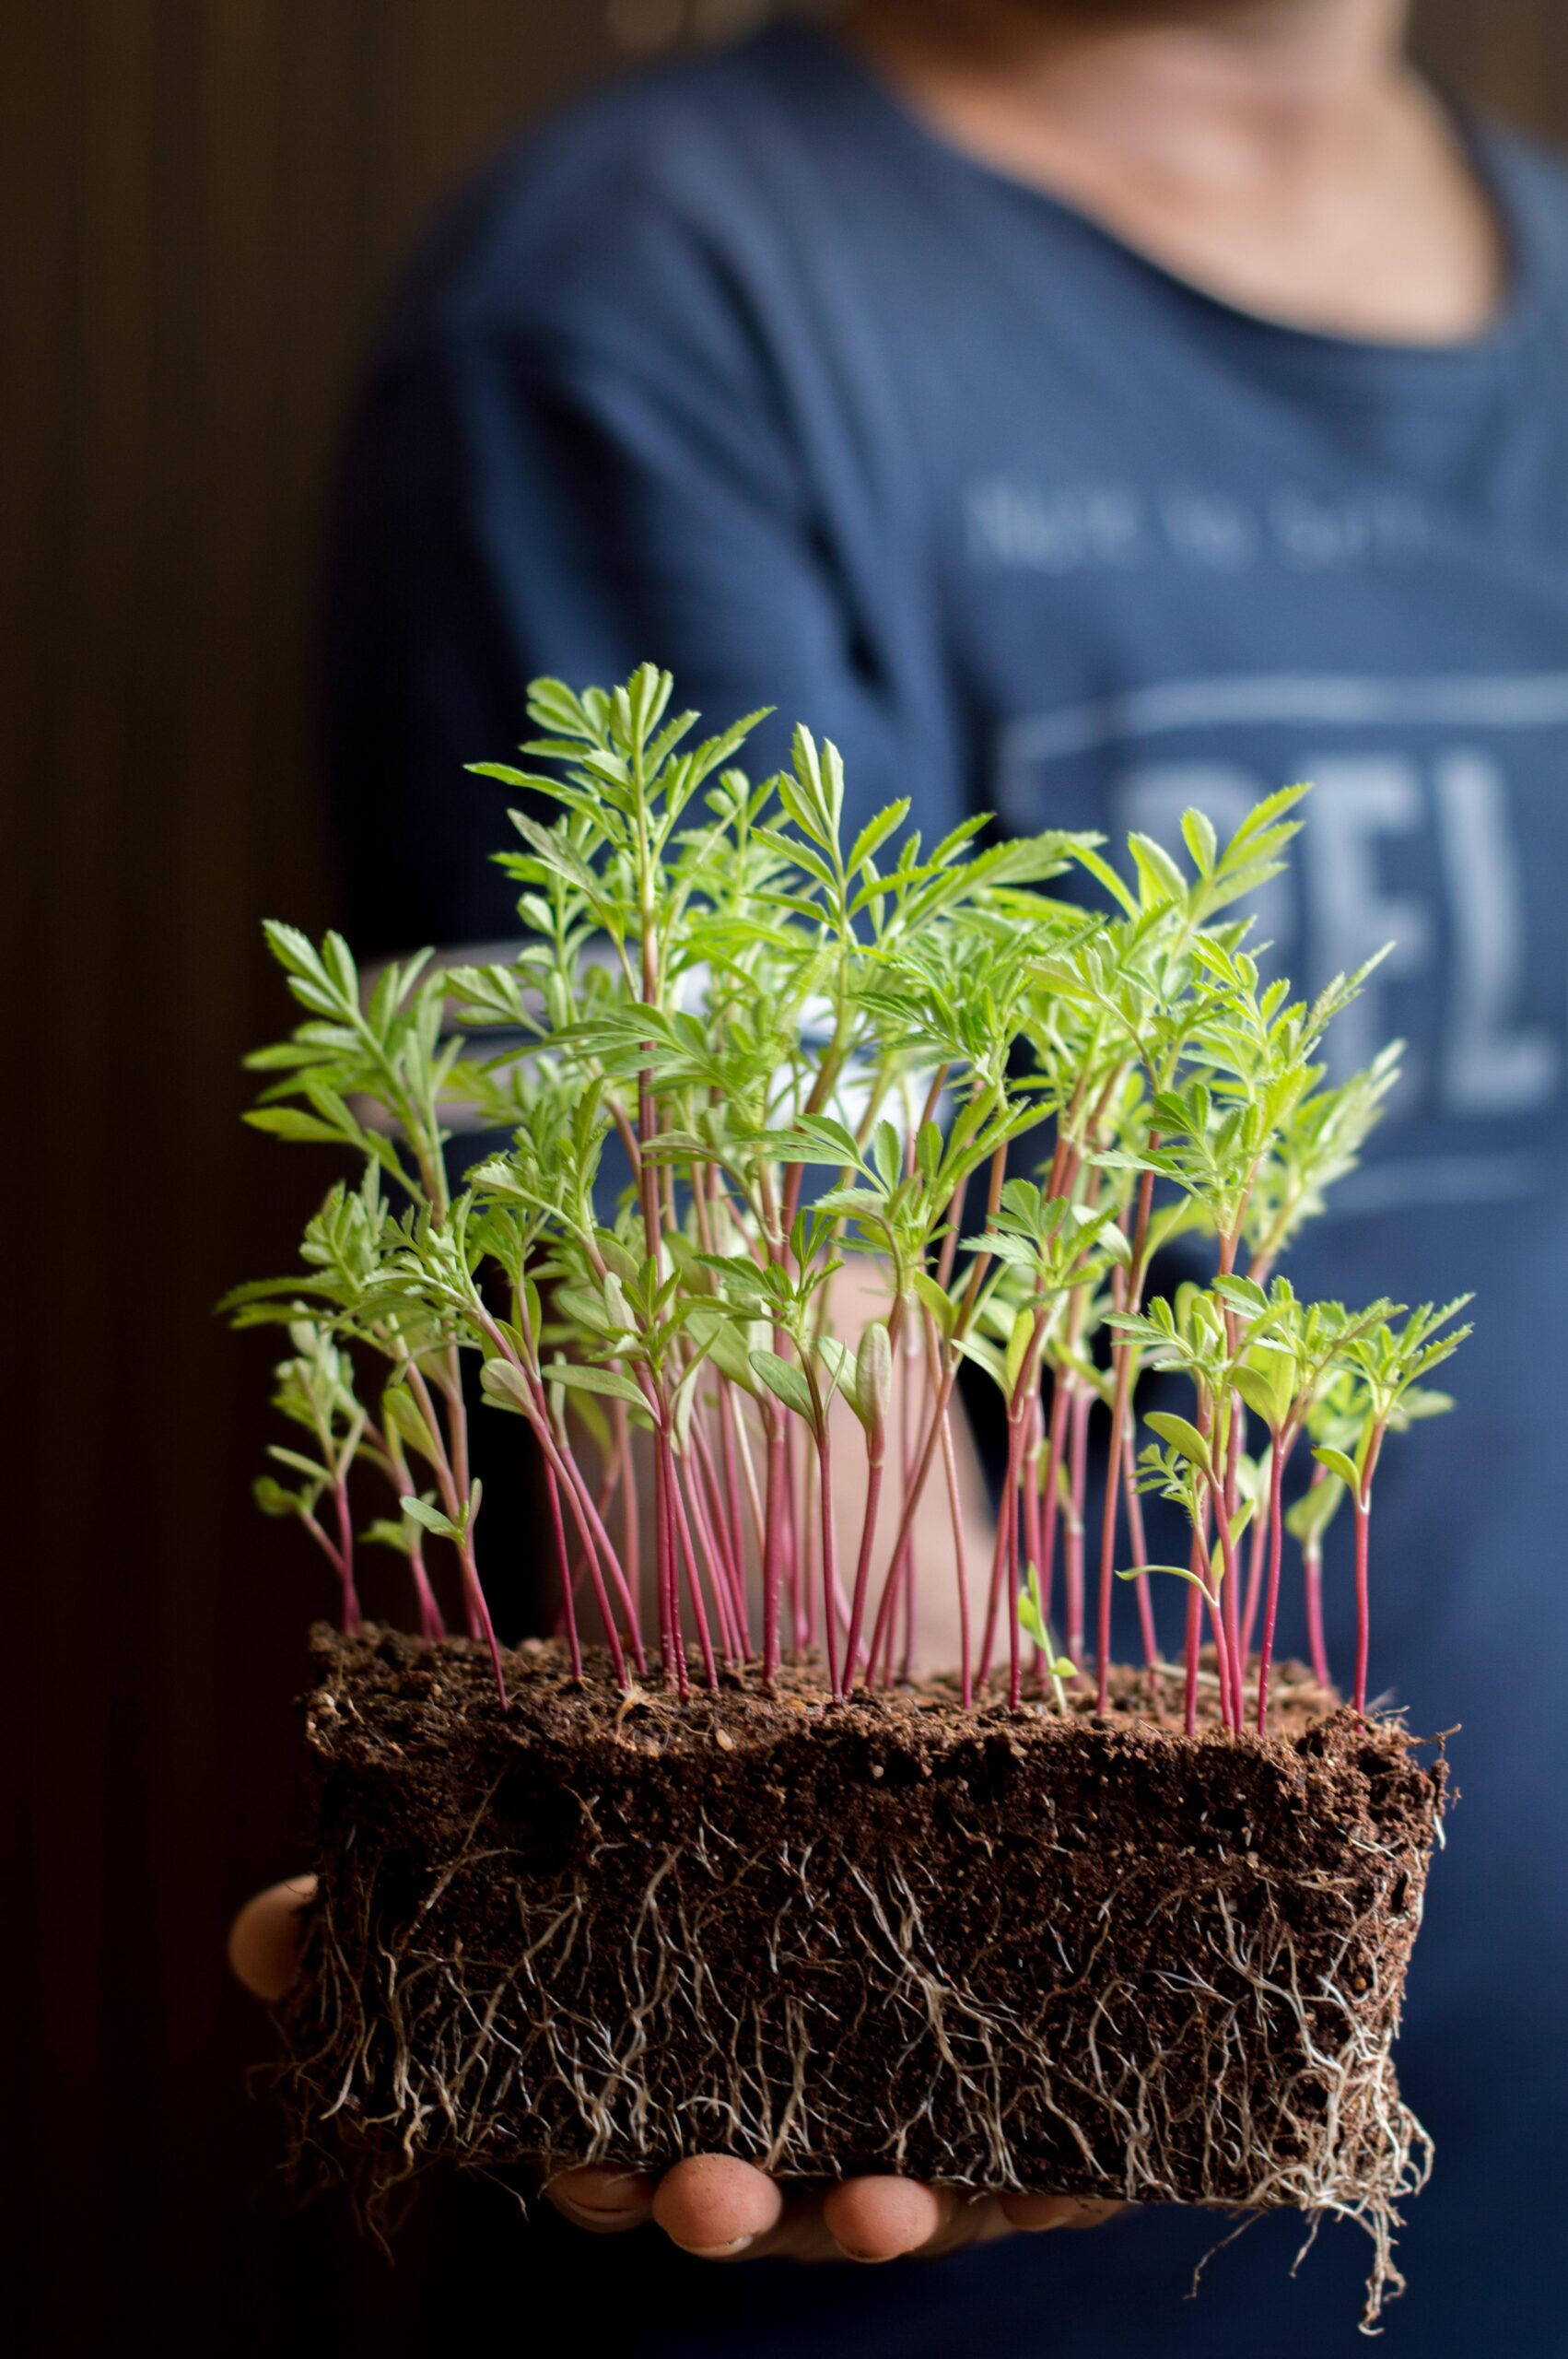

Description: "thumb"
228 1874 317 2002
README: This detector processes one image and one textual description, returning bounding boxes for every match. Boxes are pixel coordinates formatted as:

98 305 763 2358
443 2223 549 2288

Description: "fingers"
998 2193 1126 2233
820 2175 957 2261
227 1874 317 2002
547 2165 660 2235
552 2160 1126 2260
651 2156 786 2257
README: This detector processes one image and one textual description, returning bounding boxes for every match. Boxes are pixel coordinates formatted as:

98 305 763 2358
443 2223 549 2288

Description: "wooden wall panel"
3 4 1562 2349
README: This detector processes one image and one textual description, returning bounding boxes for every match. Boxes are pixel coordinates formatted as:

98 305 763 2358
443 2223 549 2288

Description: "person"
236 2 1568 2349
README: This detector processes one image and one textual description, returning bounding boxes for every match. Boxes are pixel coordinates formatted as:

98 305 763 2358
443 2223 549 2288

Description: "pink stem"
718 1384 747 1596
1302 1461 1331 1687
1183 1583 1201 1737
1240 1453 1270 1661
1255 1430 1293 1732
408 1544 445 1645
1036 1379 1069 1636
844 1452 884 1693
815 1416 842 1700
459 1536 508 1711
1095 1345 1137 1713
332 1481 363 1636
1223 1408 1244 1688
1063 1382 1090 1663
666 1449 720 1691
614 1402 640 1619
545 1466 582 1680
1022 1395 1044 1681
762 1412 786 1684
896 1322 919 1682
680 1447 741 1663
1123 1435 1158 1666
938 1401 974 1708
694 1420 750 1651
1353 1494 1371 1716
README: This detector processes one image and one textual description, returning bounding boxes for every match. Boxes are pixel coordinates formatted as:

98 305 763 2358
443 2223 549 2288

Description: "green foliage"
230 664 1466 1715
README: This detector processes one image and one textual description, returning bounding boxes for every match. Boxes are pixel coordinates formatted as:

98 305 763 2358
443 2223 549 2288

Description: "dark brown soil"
280 1626 1446 2323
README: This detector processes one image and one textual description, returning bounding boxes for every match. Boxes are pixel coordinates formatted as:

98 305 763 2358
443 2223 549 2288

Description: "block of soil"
280 1626 1445 2321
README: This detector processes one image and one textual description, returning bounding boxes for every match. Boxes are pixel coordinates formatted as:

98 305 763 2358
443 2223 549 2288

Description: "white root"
279 1797 1431 2331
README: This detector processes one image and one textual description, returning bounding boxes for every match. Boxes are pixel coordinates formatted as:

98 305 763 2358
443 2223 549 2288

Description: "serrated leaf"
1180 808 1217 875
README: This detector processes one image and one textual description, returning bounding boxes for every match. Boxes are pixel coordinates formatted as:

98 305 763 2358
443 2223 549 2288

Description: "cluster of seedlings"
232 664 1467 1723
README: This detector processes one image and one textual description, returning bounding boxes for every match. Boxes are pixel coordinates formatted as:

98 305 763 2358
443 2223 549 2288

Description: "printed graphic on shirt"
991 673 1568 1216
966 479 1436 578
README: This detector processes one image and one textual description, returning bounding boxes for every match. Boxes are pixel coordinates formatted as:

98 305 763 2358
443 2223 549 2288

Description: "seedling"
231 665 1466 1729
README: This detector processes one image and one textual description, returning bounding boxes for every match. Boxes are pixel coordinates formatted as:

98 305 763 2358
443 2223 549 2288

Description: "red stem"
1353 1494 1372 1716
1036 1379 1069 1637
332 1480 363 1636
978 1477 1017 1695
1123 1434 1158 1667
408 1543 445 1645
1063 1382 1090 1663
1302 1462 1330 1687
545 1466 582 1680
666 1448 720 1692
1178 1585 1202 1736
761 1411 786 1684
1095 1346 1135 1712
815 1414 842 1700
938 1399 974 1708
844 1450 884 1694
693 1420 749 1652
1240 1453 1270 1663
1255 1428 1292 1733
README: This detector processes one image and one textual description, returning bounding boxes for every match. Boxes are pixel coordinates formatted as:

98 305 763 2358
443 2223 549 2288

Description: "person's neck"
847 1 1413 192
841 0 1503 344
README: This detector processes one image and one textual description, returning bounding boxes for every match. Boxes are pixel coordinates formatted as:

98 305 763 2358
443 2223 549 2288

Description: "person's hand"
229 1877 1123 2262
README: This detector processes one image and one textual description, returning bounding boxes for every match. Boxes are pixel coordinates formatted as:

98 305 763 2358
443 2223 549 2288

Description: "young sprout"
1017 1564 1076 1714
1312 1301 1471 1713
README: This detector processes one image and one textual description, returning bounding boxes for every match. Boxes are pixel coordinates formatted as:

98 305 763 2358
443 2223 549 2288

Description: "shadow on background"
2 3 1563 2349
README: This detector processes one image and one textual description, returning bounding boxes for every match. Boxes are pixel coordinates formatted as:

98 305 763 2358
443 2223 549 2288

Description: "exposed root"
278 1800 1431 2329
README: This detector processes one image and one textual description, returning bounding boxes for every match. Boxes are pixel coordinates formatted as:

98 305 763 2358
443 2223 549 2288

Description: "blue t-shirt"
323 24 1568 2356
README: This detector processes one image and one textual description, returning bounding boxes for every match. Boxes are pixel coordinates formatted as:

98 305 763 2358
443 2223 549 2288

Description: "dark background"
5 4 1565 2350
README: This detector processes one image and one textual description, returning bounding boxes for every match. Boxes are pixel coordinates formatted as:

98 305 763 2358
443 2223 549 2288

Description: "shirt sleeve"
322 283 920 957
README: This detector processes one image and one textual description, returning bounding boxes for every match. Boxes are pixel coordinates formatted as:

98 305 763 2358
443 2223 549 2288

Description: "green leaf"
749 1348 817 1426
542 1360 650 1410
909 1268 956 1336
1313 1445 1363 1495
401 1495 462 1543
1128 831 1187 908
848 801 910 874
813 1333 860 1424
1286 1474 1344 1546
1234 1363 1288 1433
1118 1563 1213 1592
1004 1306 1036 1400
1180 808 1217 876
244 1107 350 1146
253 1475 304 1518
1145 1413 1212 1477
856 1320 893 1447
